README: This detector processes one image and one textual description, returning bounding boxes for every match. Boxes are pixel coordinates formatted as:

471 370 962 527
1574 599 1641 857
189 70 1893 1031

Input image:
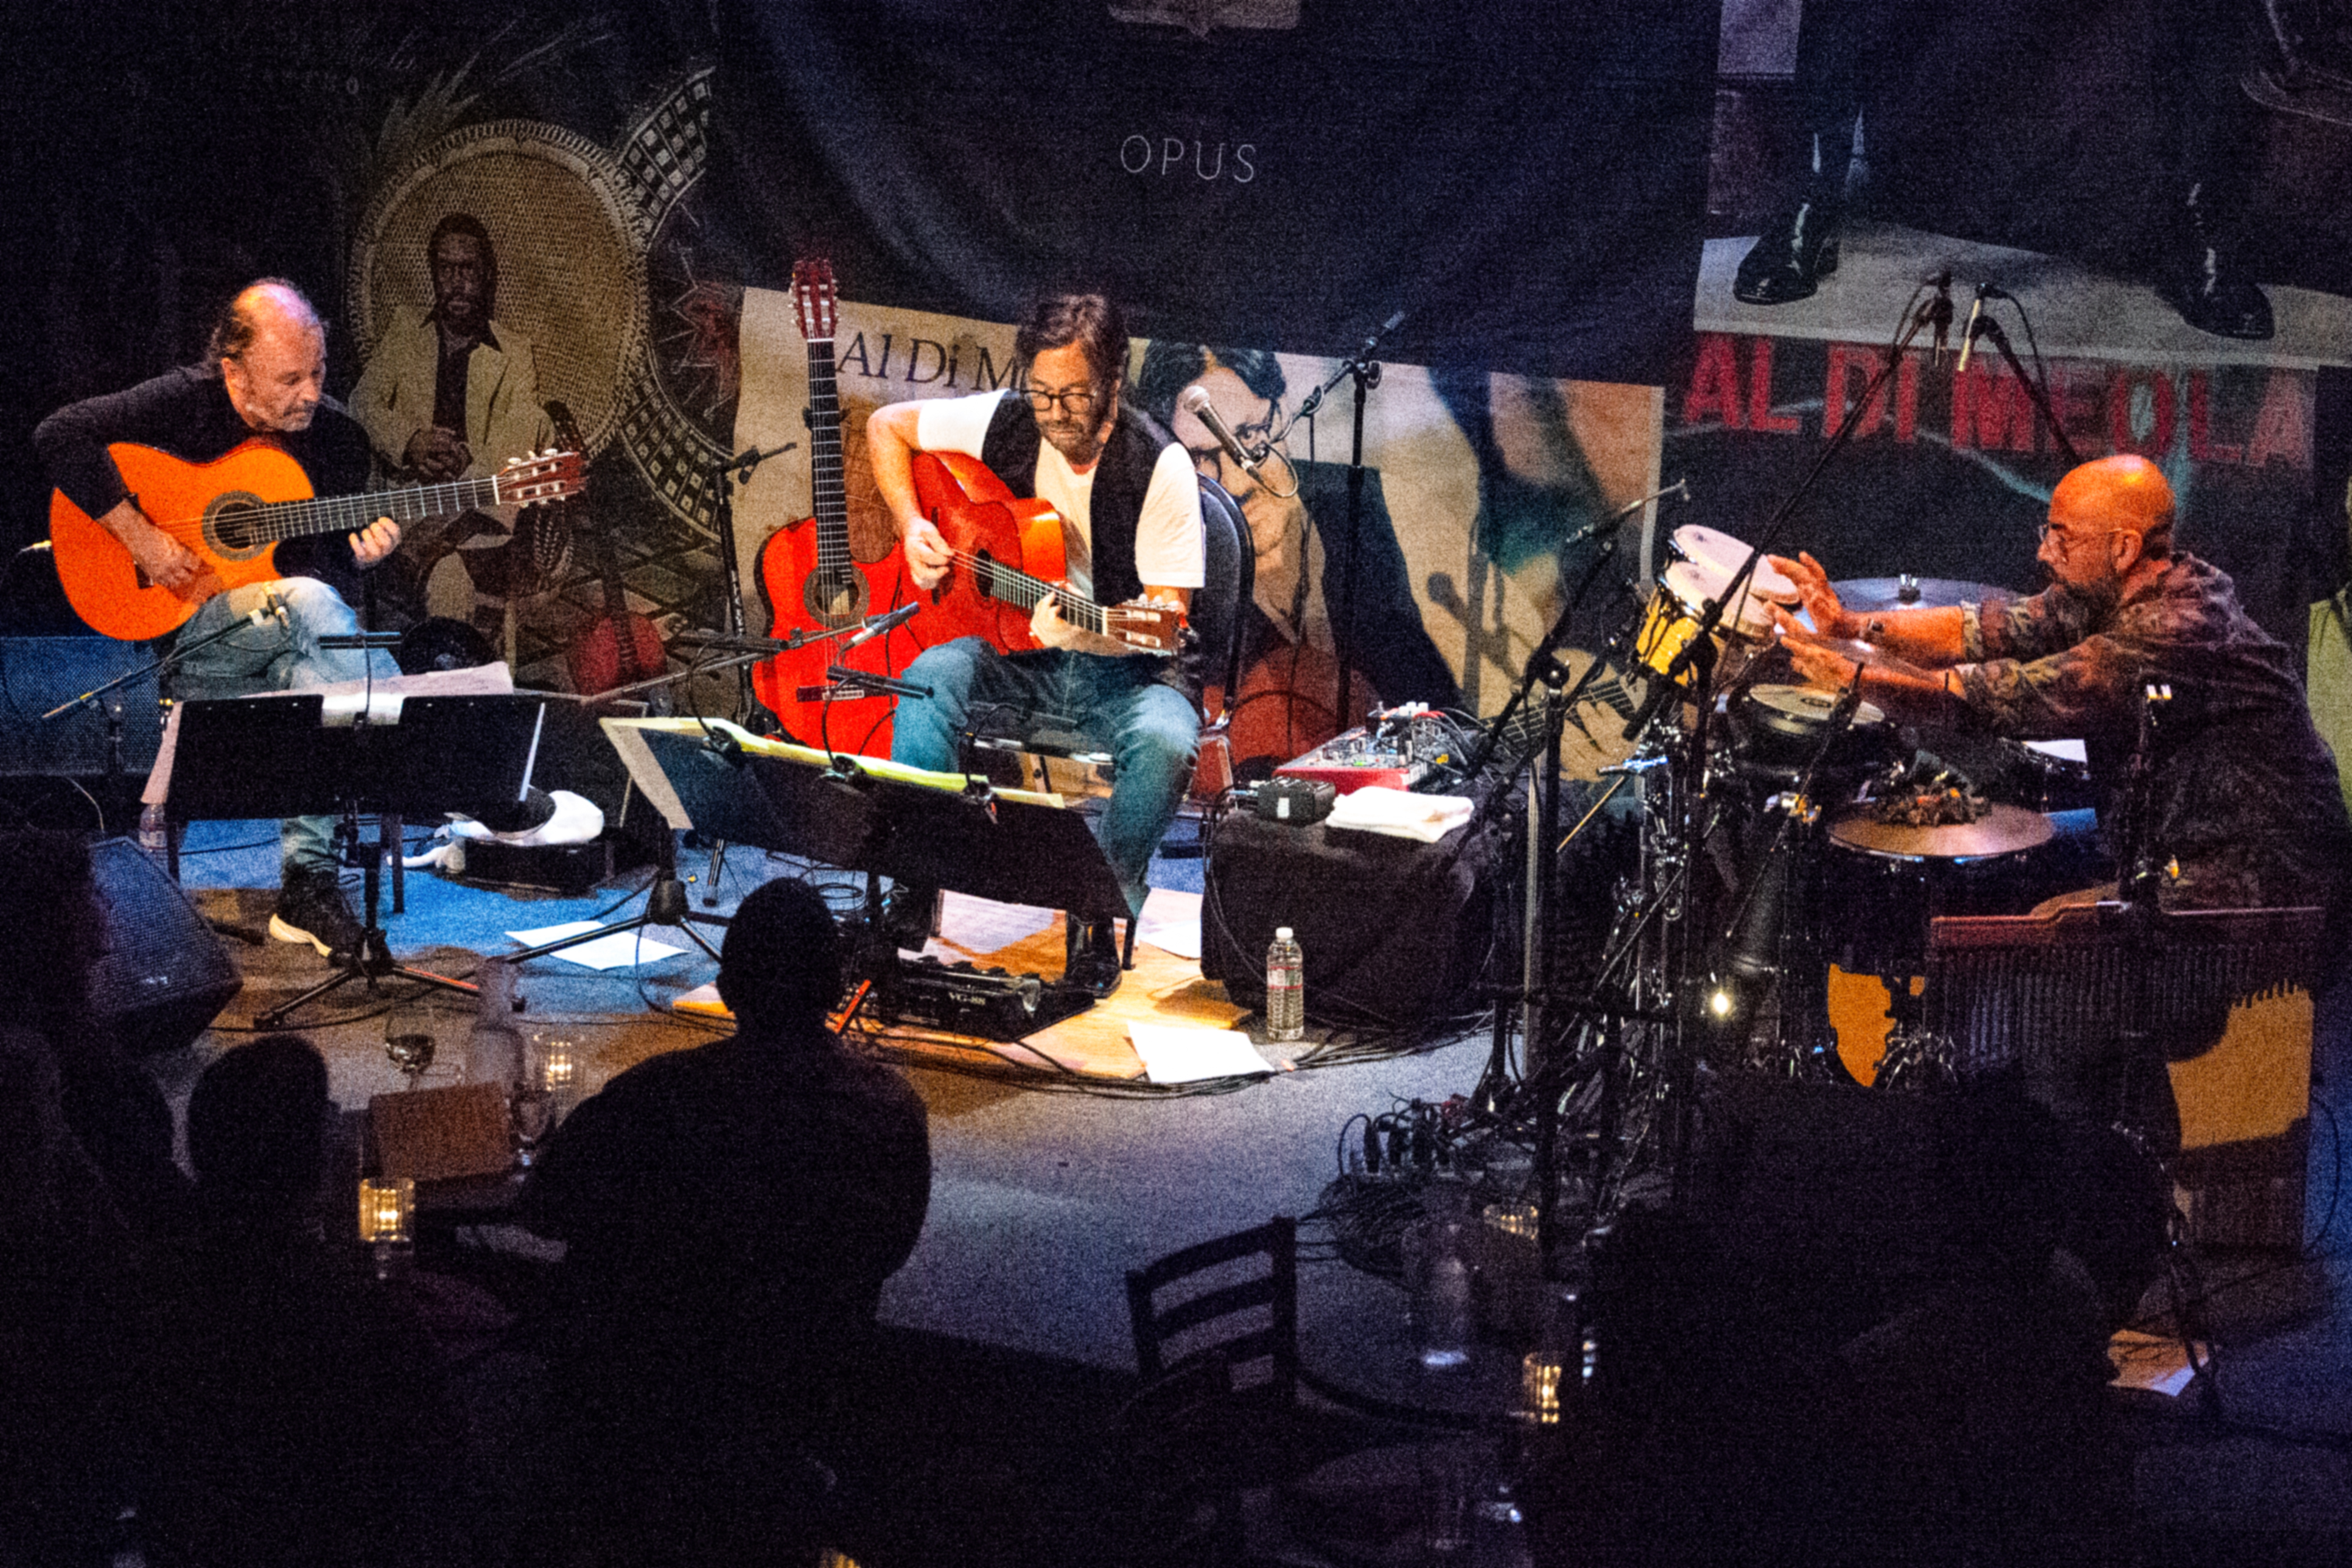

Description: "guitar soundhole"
804 566 870 627
209 494 267 557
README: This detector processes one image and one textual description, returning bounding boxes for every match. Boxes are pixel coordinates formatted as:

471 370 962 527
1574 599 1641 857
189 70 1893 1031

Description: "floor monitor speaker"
86 836 242 1054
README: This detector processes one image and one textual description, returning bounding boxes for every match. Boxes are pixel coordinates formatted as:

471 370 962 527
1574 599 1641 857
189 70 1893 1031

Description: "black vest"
979 394 1176 606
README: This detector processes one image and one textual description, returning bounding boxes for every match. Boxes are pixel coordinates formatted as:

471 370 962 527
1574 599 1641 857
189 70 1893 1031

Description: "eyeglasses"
1023 384 1101 416
2036 520 2119 552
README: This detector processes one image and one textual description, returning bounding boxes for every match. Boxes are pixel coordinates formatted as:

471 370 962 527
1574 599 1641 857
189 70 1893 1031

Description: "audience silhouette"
516 875 931 1566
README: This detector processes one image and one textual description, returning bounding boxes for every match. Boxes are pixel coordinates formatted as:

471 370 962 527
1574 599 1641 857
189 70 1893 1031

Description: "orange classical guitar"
749 258 914 749
51 441 583 642
909 450 1187 656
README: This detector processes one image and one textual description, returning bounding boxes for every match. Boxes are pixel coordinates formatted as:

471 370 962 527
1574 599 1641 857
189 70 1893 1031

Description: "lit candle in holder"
359 1176 414 1244
1521 1352 1564 1426
1482 1200 1539 1241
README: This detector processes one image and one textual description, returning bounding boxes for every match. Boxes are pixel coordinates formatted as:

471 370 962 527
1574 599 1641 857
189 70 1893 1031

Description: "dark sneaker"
270 872 363 962
1063 917 1124 999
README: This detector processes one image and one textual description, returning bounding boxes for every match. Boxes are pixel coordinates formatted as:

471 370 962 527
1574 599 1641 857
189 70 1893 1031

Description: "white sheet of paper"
1127 1023 1273 1083
2107 1329 2210 1397
1136 886 1202 960
505 920 687 971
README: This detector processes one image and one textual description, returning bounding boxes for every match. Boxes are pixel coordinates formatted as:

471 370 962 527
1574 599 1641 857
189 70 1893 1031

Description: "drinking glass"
383 1004 436 1085
508 1082 556 1168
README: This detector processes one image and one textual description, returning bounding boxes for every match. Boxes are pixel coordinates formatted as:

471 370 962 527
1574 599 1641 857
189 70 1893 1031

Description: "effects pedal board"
1275 704 1456 796
878 954 1095 1040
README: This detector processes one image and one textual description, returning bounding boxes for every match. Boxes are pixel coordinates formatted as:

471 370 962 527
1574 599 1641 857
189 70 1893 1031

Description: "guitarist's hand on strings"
102 497 206 598
349 517 401 568
902 517 952 592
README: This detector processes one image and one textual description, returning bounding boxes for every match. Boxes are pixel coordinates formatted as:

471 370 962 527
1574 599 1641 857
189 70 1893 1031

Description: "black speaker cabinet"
0 637 164 776
1201 804 1501 1029
87 837 241 1054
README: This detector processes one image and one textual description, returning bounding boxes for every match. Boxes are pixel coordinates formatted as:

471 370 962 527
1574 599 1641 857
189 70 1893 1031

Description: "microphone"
1178 385 1263 477
841 600 919 651
1924 270 1954 365
1955 284 1989 376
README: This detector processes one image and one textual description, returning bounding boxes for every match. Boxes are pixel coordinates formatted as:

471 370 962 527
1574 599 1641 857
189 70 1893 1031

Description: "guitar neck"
985 566 1113 635
245 473 515 545
805 338 851 570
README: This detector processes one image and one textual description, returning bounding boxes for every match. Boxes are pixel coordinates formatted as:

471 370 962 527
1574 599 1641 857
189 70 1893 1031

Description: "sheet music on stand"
598 718 1129 923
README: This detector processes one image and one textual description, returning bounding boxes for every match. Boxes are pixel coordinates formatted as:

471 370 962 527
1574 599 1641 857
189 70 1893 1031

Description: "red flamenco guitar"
909 450 1188 656
51 442 581 642
750 259 913 747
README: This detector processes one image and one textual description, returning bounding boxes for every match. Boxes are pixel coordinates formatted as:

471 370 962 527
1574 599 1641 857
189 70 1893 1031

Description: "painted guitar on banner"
555 401 667 704
909 450 1187 656
750 257 912 749
51 442 583 642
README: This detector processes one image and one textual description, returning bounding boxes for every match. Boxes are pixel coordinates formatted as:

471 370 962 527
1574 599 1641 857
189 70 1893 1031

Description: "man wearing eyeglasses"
865 293 1206 996
1770 453 2351 923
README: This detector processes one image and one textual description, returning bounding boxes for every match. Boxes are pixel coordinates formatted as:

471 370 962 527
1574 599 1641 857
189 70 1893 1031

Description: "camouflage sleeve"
1950 632 2144 740
1966 585 2096 663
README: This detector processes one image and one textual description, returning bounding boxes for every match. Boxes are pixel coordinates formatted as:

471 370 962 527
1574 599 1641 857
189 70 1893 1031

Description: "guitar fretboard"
805 334 851 580
976 557 1117 636
224 473 517 545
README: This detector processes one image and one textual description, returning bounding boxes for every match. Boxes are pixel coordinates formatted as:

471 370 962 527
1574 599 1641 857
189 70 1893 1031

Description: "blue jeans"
173 578 397 883
890 637 1200 917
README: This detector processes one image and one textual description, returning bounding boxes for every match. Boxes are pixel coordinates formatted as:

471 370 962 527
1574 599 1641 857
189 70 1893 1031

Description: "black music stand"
168 693 553 1027
606 719 1129 1011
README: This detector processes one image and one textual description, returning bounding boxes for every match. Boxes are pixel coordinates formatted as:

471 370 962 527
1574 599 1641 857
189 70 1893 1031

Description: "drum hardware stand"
1505 285 1951 1261
2112 679 2225 1421
1707 673 1867 1074
1601 279 1950 1208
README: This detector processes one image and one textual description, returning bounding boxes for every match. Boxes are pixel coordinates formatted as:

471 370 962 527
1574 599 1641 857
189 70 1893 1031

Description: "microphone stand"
709 439 799 732
703 438 798 900
1963 298 2082 466
1283 310 1406 732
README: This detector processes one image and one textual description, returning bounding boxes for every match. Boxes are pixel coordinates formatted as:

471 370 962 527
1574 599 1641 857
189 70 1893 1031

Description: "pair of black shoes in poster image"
1734 180 2276 341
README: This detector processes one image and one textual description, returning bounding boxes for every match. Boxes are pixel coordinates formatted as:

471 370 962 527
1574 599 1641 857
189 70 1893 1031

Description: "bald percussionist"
1770 454 2351 921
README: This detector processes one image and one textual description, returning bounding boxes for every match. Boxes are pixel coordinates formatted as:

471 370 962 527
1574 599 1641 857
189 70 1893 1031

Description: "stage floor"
145 818 2352 1554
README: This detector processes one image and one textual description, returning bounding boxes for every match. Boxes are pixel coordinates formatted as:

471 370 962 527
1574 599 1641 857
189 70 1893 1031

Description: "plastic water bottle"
138 802 169 863
466 958 525 1085
1418 1231 1474 1370
1265 926 1304 1041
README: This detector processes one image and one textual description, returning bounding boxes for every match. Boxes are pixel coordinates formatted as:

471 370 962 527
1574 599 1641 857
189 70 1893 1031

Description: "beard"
1038 408 1108 467
2050 568 2124 622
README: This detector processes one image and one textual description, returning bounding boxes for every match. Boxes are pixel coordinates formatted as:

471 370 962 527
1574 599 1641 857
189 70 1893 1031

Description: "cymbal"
1829 802 2056 861
1775 631 1939 686
1832 576 2011 613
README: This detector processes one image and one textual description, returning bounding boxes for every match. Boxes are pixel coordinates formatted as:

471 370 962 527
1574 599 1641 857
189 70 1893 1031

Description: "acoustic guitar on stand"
51 442 583 642
749 257 914 749
909 450 1186 656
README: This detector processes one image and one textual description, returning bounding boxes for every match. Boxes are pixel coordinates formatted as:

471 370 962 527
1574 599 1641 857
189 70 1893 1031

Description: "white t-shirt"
914 388 1205 601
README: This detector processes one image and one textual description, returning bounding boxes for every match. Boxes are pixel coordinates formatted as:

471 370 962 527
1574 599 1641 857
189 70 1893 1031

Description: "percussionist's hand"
1766 551 1858 640
903 517 951 592
404 426 471 481
1782 632 1858 691
349 517 401 567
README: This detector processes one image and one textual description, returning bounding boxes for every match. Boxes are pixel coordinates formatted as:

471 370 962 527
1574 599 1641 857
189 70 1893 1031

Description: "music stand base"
503 841 729 967
256 931 480 1030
